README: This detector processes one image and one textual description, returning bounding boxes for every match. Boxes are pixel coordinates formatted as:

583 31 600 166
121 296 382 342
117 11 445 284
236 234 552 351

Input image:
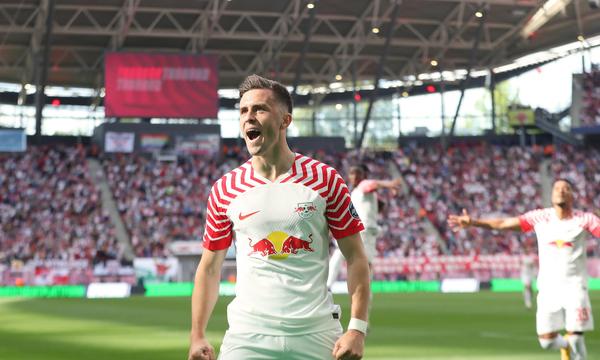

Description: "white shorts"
218 327 343 360
361 228 378 263
536 287 594 335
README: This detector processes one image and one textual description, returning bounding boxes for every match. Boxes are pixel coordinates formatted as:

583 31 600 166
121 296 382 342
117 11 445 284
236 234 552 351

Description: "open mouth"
246 129 261 141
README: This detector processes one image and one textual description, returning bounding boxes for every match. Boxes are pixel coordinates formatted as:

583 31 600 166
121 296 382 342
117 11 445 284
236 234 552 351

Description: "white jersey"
350 179 378 230
203 154 364 335
519 208 600 291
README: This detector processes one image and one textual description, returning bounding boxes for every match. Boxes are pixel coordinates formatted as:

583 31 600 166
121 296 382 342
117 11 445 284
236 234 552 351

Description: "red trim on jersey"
279 155 300 183
313 166 330 193
203 233 233 250
519 215 534 233
293 157 312 184
230 170 243 193
303 161 322 188
202 163 265 251
584 212 600 237
249 166 267 184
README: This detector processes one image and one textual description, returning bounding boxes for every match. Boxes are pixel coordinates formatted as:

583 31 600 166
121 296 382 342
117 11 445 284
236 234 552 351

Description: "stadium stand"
101 150 245 258
395 143 544 256
581 66 600 126
0 145 125 285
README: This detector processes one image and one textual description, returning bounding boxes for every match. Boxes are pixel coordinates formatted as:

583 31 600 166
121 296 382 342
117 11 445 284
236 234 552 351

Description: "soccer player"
521 255 536 309
448 179 600 360
188 74 371 360
327 164 402 289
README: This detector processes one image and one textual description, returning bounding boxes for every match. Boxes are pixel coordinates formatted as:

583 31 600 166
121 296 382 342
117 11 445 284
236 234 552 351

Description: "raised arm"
332 232 370 360
447 209 522 232
188 248 228 360
375 177 403 191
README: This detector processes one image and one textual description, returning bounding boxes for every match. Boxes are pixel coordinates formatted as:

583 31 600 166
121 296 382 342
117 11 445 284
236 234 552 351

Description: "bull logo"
248 231 314 260
295 202 317 219
549 239 573 248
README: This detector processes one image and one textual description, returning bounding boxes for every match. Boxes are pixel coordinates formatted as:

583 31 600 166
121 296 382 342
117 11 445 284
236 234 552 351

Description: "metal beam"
20 5 43 99
356 0 401 150
34 0 54 139
446 14 485 147
291 3 317 97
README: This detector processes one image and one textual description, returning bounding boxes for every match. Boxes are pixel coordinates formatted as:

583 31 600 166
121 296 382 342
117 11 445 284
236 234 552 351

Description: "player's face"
551 180 573 208
348 169 364 187
239 89 290 156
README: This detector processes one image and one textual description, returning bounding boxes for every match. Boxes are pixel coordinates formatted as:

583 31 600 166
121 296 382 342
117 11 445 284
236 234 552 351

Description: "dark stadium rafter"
0 0 597 90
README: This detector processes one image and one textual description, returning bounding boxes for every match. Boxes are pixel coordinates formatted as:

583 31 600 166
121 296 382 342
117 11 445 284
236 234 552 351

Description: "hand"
332 330 365 360
390 178 403 196
447 209 471 231
188 337 215 360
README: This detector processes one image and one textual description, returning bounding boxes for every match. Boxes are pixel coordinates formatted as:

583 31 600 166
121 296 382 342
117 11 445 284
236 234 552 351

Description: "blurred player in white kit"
327 164 402 289
448 179 600 360
521 255 536 309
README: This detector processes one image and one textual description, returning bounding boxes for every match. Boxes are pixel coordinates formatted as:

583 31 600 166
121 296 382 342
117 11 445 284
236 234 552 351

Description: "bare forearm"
470 218 505 230
470 217 521 231
346 255 370 320
190 267 221 339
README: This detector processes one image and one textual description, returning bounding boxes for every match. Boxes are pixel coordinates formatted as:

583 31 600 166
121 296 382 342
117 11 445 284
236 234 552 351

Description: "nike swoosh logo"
239 210 260 221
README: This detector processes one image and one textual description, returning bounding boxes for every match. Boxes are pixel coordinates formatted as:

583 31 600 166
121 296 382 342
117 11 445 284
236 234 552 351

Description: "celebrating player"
448 179 600 360
188 74 371 360
327 164 402 289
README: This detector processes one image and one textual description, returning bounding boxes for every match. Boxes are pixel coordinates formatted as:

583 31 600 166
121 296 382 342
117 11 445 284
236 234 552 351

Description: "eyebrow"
240 102 270 111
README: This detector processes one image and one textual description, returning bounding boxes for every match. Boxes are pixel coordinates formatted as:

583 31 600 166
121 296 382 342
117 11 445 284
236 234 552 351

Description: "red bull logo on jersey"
295 202 318 219
248 231 314 260
549 239 573 248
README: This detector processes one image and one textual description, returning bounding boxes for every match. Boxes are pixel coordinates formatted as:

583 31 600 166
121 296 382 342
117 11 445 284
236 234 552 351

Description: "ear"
280 113 292 130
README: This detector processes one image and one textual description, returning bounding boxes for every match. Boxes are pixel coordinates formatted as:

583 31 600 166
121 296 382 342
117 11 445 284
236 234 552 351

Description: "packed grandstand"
2 142 599 285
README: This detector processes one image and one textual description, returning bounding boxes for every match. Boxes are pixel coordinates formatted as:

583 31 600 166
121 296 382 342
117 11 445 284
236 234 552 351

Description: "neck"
553 203 573 220
252 140 295 181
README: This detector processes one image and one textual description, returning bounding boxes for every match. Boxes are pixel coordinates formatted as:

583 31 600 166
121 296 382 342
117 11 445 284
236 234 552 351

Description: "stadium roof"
1 0 599 91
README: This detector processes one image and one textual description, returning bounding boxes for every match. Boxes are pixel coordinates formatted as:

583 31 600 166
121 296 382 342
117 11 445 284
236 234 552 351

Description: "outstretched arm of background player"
373 177 403 196
188 248 227 360
332 232 370 360
447 209 521 232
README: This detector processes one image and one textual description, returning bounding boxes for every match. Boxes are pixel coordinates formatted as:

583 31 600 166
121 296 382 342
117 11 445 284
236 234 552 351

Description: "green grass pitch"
0 291 598 359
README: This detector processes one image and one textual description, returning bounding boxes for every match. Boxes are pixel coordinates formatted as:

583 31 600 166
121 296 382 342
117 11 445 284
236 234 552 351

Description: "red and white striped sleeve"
584 212 600 238
325 168 364 239
202 180 233 251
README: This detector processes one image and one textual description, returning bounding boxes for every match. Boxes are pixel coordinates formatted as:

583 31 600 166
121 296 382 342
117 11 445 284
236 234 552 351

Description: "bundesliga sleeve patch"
349 202 360 219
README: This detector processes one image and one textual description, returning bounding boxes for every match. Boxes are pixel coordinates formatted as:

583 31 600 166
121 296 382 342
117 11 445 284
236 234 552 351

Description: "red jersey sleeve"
519 210 536 233
584 212 600 238
325 169 364 239
202 181 233 250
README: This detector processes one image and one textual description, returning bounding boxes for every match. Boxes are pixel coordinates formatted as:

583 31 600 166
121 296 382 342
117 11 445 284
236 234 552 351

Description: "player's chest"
228 183 326 229
536 221 585 248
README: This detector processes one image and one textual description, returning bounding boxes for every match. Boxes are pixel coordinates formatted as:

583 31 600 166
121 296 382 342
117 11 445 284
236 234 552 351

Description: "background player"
521 254 536 309
448 179 600 360
188 75 371 360
327 164 402 289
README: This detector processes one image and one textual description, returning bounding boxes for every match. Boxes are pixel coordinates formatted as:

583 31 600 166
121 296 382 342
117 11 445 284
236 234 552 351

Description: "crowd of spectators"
102 148 246 258
3 142 600 282
395 143 544 256
579 66 600 126
337 150 441 259
0 146 121 267
551 144 600 255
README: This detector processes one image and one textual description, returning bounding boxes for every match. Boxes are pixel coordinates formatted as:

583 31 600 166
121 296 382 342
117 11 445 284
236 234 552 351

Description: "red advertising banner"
104 52 218 118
